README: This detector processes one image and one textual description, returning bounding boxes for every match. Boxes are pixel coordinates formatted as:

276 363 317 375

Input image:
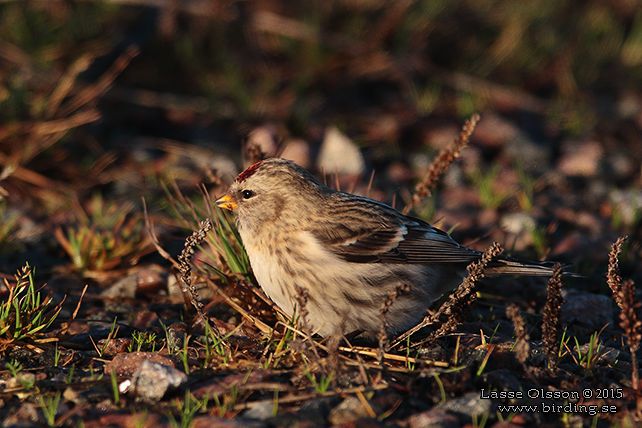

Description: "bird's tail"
485 258 576 277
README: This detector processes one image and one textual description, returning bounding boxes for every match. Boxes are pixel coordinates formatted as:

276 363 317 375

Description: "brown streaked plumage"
217 158 556 337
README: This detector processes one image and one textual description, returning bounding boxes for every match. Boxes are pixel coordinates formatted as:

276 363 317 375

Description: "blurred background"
0 0 641 283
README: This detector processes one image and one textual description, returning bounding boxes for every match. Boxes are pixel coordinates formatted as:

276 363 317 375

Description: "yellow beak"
216 194 238 211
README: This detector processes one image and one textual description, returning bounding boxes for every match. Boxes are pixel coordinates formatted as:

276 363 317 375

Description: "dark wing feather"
310 194 481 264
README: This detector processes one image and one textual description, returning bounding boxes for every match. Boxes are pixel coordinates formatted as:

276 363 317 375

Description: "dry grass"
402 113 480 215
177 218 213 322
393 242 503 347
506 304 530 365
607 236 641 392
377 283 410 365
542 263 563 371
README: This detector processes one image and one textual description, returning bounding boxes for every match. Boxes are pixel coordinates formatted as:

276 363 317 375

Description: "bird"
216 158 556 338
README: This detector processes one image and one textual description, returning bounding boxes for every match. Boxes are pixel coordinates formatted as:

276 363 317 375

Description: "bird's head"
216 158 326 233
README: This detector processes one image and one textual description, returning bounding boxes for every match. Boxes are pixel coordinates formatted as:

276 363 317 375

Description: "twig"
506 304 529 365
403 113 480 214
378 284 410 365
338 346 449 368
393 242 503 347
542 263 563 371
294 285 311 332
177 219 213 322
606 236 641 391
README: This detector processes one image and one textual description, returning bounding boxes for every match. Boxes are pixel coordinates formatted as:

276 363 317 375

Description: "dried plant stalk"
542 263 563 371
606 236 641 391
403 113 480 215
506 304 530 364
294 285 311 332
378 283 410 365
177 218 213 320
619 279 641 390
393 242 503 346
607 236 627 307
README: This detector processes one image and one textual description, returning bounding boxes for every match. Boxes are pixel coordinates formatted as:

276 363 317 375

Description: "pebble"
318 126 365 176
280 138 311 168
406 408 460 428
130 360 187 402
437 392 492 419
328 396 370 425
558 140 603 177
561 290 614 330
247 126 279 158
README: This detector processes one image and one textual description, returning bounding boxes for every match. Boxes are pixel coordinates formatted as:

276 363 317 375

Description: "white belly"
238 227 434 337
246 246 296 317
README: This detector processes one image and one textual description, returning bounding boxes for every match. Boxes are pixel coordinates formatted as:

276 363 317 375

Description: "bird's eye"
241 190 255 199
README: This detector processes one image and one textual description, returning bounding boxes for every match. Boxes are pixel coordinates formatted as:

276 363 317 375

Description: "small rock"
406 408 460 428
247 125 279 157
131 360 187 401
135 265 168 295
561 290 614 330
167 275 183 304
558 140 603 177
438 392 492 419
101 274 138 299
500 213 537 250
101 266 167 299
318 126 365 176
243 401 274 420
329 396 369 425
500 213 536 235
280 139 310 168
104 352 175 377
63 387 84 405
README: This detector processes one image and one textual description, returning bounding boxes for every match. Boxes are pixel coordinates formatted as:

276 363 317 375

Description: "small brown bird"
217 158 554 338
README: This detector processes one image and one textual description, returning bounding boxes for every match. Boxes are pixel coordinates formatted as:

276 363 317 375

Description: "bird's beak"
216 194 238 211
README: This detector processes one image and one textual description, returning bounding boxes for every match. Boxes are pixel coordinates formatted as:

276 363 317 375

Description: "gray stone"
438 392 492 419
328 396 369 425
318 126 364 176
407 408 460 428
562 290 614 330
131 360 187 401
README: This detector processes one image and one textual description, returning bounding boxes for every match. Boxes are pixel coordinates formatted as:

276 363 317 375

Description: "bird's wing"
310 194 481 264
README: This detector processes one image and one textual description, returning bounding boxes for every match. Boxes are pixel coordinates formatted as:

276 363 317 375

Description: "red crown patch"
236 160 263 183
